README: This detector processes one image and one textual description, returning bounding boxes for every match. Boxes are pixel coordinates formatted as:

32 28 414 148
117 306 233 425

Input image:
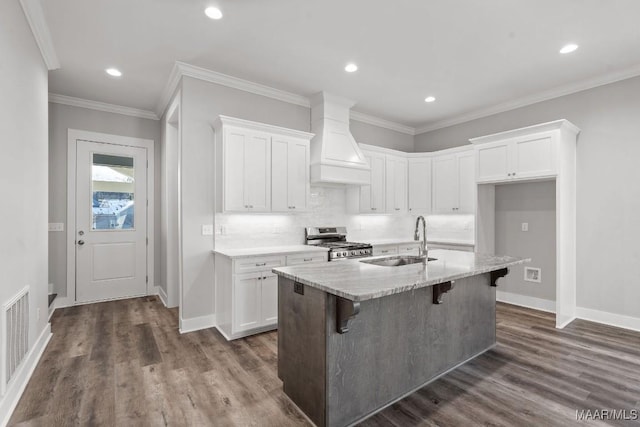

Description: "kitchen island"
272 249 527 427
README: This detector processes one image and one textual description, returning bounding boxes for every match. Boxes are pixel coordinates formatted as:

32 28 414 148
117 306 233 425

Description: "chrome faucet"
414 216 427 258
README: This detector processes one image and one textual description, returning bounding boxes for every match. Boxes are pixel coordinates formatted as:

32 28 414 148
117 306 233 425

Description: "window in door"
91 153 136 230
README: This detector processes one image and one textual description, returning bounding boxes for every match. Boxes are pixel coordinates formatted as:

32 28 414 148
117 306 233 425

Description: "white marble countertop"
214 245 329 258
273 249 528 301
367 237 475 247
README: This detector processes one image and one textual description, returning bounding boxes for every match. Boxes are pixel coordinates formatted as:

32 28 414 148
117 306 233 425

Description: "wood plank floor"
9 298 640 426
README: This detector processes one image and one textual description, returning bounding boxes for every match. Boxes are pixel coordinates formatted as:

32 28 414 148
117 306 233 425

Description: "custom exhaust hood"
309 92 370 185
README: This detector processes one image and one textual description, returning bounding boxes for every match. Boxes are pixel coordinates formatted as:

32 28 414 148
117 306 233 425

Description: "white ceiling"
44 0 640 130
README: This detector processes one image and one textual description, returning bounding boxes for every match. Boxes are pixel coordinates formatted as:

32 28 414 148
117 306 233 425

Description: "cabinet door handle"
256 262 266 266
303 258 313 262
381 250 389 253
395 208 400 211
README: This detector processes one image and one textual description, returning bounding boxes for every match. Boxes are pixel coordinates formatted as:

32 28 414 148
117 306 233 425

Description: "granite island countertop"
272 249 528 301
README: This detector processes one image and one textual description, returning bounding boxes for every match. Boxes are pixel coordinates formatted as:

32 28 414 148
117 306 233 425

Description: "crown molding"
416 63 640 135
155 62 183 118
469 119 580 145
155 61 416 135
177 61 311 107
19 0 60 70
216 115 314 140
350 111 415 135
49 93 159 120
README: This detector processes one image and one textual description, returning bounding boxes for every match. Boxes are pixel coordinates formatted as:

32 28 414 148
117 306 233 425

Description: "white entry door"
75 140 148 303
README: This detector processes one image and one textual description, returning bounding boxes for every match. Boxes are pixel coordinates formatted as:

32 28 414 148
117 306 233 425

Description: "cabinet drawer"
398 243 421 254
372 245 399 256
286 253 328 266
234 256 285 274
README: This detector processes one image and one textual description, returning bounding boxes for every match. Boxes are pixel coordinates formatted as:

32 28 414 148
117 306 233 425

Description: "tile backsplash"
215 186 474 249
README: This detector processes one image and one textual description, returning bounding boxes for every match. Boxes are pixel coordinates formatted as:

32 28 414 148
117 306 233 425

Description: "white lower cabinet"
233 272 263 332
372 242 421 256
232 270 279 334
215 250 328 340
398 242 422 255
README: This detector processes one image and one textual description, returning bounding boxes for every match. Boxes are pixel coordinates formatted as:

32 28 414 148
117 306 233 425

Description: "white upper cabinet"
432 148 476 214
222 127 271 212
244 132 272 211
271 136 310 212
408 157 432 213
385 156 408 213
215 116 313 213
356 150 386 213
474 131 556 183
457 151 476 213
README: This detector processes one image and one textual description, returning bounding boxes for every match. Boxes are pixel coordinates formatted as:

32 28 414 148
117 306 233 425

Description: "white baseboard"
155 286 168 307
53 296 73 310
555 315 576 329
179 314 216 334
576 307 640 333
0 323 52 427
496 290 556 313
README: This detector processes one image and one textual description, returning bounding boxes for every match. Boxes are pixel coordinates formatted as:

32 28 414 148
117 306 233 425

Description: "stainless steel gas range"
305 226 372 261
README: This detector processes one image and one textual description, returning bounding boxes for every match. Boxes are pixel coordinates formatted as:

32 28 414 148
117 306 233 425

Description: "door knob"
77 240 85 246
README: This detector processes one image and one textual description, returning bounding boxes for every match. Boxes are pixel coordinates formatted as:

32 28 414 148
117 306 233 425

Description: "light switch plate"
521 222 529 232
48 223 64 232
202 224 214 236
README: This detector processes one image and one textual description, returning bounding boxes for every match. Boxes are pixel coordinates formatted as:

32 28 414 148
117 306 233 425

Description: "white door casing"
66 129 154 306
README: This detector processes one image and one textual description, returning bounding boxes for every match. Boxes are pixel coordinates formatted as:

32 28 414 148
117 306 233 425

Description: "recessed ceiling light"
205 7 223 20
105 68 122 77
424 96 436 103
559 43 579 54
345 63 358 73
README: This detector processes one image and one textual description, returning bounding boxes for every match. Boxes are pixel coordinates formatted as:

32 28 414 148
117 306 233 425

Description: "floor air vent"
1 287 29 395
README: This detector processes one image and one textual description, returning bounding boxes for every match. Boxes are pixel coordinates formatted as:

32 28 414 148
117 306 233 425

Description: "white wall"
495 181 556 302
48 103 161 299
178 76 416 321
415 75 640 319
0 0 50 415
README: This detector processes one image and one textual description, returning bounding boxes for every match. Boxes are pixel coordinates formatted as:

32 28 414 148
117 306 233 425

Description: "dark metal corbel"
336 297 360 334
490 268 509 287
433 281 454 304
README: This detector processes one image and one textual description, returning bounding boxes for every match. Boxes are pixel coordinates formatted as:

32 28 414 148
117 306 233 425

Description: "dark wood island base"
277 273 500 427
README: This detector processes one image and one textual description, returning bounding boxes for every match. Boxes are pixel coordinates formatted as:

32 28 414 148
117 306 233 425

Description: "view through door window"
91 153 135 230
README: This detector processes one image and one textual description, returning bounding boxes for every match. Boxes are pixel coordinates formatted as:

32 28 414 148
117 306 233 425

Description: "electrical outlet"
202 224 214 236
48 223 64 232
524 267 541 283
521 222 529 232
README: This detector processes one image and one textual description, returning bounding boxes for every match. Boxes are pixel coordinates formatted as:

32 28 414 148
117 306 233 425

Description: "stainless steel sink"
360 255 437 267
